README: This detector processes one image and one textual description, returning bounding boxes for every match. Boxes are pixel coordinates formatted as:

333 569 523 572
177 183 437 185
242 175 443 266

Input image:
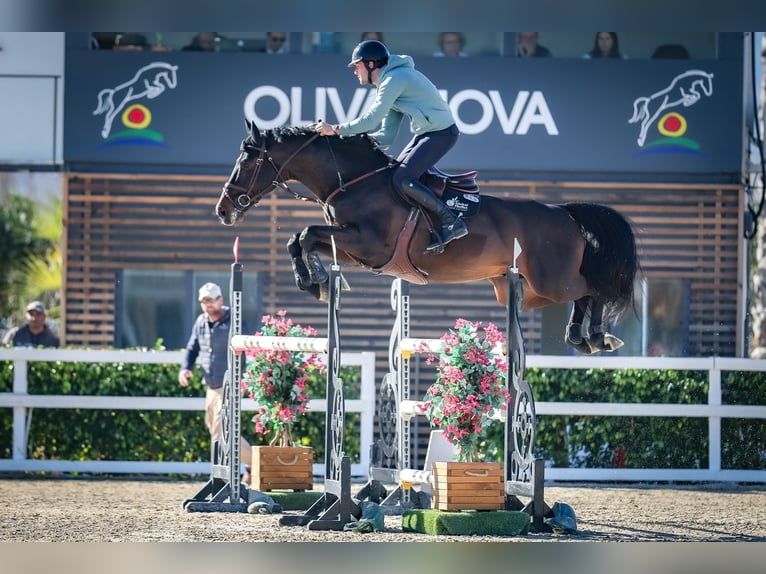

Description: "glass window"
117 269 262 349
539 277 688 356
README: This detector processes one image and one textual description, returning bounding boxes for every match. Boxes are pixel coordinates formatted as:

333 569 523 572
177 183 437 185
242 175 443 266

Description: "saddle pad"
443 188 480 219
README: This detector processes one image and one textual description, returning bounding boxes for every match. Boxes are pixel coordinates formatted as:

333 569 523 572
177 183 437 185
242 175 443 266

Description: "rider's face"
353 61 371 85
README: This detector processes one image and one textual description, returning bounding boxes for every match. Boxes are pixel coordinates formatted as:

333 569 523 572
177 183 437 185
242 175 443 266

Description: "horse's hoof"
585 333 624 353
567 338 595 355
304 283 322 301
318 280 330 303
296 276 313 290
601 334 624 352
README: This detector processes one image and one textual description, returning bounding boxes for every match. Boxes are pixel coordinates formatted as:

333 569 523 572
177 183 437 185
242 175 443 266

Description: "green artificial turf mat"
402 509 530 536
266 490 323 510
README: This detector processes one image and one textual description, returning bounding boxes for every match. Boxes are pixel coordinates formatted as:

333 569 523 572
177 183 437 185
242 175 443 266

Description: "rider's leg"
393 125 467 252
399 178 468 251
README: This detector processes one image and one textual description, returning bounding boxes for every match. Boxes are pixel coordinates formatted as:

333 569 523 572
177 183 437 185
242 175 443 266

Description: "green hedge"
0 350 362 473
480 368 766 470
2 356 764 472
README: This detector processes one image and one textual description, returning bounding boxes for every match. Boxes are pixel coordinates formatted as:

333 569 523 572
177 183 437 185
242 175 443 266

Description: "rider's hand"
316 121 337 136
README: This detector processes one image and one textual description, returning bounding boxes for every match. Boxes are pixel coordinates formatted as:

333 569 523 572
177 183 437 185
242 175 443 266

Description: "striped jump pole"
184 237 249 513
276 262 356 531
505 260 550 531
185 244 356 527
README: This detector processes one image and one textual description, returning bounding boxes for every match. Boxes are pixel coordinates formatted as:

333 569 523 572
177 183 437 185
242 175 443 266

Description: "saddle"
372 167 481 285
420 167 479 197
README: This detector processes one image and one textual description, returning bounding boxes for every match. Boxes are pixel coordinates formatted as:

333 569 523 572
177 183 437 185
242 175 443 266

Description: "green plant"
0 192 57 324
241 310 324 447
421 319 510 462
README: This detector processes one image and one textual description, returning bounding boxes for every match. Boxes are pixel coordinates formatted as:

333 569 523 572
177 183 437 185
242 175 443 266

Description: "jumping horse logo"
93 62 179 139
629 69 714 147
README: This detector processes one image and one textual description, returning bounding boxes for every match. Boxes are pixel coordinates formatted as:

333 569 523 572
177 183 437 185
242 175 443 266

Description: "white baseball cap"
198 282 222 301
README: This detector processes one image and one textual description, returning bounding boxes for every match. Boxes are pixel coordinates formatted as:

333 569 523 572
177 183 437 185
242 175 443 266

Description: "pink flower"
422 318 509 462
241 311 322 439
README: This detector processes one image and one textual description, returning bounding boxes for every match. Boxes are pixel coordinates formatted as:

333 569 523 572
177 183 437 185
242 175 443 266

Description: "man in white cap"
2 301 60 347
178 282 252 484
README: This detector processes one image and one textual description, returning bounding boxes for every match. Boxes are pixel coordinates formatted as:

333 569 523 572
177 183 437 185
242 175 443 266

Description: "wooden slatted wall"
64 175 742 362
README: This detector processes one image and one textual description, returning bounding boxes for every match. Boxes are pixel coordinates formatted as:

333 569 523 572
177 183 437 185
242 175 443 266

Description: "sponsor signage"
65 52 742 178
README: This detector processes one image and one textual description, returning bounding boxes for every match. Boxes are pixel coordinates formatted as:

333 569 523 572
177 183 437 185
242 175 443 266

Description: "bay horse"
216 120 640 354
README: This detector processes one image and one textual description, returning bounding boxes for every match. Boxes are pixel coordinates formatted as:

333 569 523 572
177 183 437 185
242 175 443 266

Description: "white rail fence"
1 350 765 482
0 348 376 477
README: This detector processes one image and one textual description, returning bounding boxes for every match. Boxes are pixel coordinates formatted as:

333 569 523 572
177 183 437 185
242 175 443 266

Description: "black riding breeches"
391 124 459 191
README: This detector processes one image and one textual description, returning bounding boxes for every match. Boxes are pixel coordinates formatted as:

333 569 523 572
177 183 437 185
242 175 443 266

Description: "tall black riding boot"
400 179 468 252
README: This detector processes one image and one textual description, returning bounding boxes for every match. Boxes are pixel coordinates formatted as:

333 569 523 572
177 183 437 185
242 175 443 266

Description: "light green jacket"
336 55 455 147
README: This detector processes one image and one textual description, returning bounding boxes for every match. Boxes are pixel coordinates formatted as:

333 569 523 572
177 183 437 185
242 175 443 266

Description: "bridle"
222 132 321 214
222 130 394 216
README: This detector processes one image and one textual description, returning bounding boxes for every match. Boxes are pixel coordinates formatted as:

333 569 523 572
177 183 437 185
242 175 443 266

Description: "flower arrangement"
421 318 510 462
241 310 325 447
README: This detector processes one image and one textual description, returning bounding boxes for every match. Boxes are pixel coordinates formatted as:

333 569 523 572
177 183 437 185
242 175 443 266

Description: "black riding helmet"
348 40 390 83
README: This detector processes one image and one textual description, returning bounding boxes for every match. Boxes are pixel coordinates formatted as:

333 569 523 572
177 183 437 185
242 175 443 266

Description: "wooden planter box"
251 446 313 491
431 461 505 511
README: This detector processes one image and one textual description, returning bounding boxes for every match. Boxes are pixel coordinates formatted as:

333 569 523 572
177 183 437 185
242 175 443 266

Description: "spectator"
652 43 690 59
516 32 552 58
90 33 119 50
434 32 467 57
2 301 60 348
265 32 288 54
360 32 384 42
113 33 148 51
583 32 627 59
183 32 218 52
178 282 252 485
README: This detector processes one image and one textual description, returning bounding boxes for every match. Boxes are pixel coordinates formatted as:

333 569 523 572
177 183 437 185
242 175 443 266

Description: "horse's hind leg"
566 297 595 354
586 300 624 353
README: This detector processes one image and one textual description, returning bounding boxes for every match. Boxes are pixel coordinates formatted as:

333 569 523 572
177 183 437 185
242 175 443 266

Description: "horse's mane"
244 125 393 166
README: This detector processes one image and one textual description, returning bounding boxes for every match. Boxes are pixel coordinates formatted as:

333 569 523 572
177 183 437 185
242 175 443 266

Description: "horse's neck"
283 138 385 202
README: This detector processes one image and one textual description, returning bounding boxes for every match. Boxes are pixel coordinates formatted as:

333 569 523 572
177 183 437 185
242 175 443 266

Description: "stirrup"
426 219 468 253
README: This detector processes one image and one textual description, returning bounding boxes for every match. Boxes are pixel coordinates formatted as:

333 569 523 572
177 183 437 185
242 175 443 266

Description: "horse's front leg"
287 233 313 290
299 227 329 285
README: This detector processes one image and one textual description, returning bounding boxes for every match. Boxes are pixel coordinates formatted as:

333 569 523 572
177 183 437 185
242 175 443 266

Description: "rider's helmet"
348 40 390 69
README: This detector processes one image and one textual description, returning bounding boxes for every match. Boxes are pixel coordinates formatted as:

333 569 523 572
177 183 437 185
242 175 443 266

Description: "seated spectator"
113 33 148 51
265 32 288 54
516 32 552 58
90 33 120 50
183 32 219 52
434 32 467 57
2 301 60 348
652 43 690 59
583 32 627 59
360 32 384 42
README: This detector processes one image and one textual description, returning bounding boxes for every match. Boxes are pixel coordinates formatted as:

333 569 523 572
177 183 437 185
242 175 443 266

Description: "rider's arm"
336 74 405 145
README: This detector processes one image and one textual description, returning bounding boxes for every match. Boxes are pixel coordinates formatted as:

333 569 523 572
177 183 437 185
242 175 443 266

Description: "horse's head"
216 119 282 225
216 119 390 225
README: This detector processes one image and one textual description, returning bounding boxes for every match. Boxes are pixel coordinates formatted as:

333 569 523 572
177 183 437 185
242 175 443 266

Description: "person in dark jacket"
178 282 252 483
315 40 468 253
2 301 60 348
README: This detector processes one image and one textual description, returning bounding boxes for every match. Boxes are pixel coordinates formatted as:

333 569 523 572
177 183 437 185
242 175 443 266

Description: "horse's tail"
561 202 640 325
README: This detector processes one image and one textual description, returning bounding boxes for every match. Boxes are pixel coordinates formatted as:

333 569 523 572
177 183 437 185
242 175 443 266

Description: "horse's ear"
245 118 259 139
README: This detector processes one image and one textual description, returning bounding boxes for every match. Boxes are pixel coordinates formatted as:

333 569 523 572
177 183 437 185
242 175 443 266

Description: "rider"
315 40 468 253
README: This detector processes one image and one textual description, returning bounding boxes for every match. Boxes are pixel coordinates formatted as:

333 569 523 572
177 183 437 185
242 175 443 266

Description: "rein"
223 133 321 212
224 131 394 213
